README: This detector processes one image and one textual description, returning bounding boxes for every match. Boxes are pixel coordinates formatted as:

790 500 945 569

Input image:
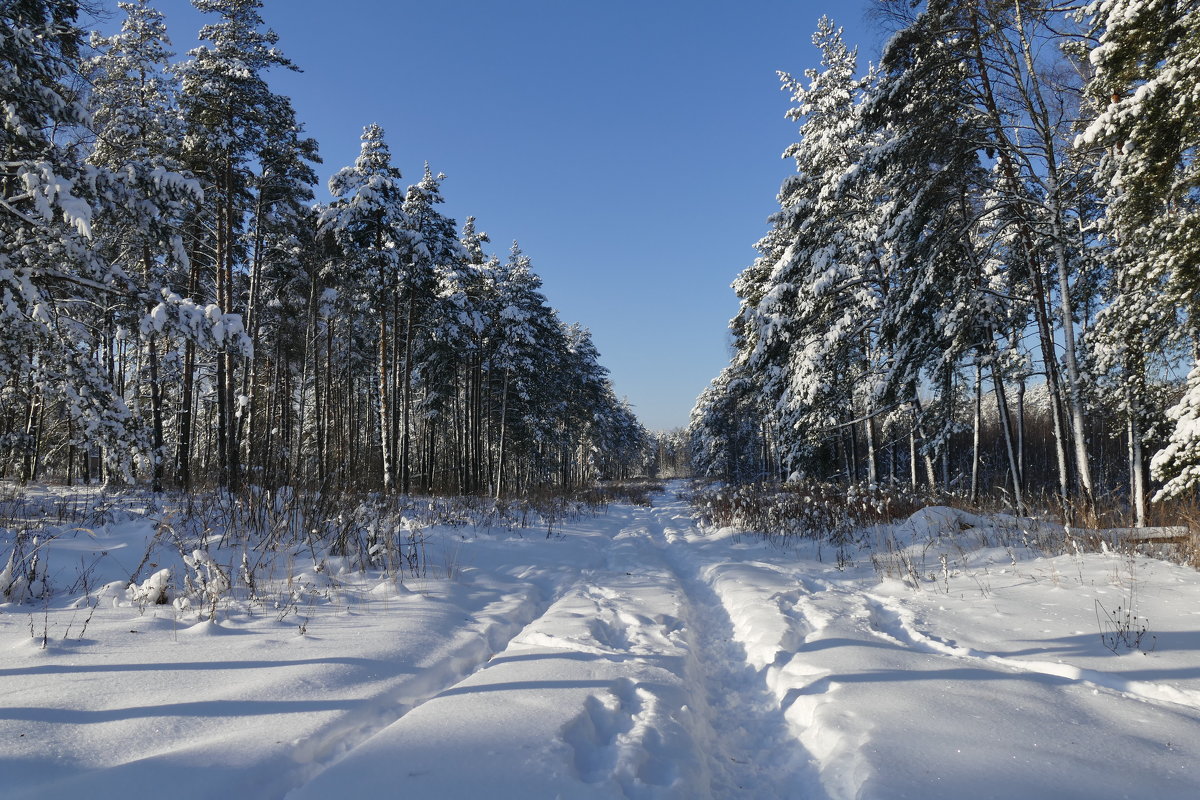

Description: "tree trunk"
991 356 1024 516
400 291 415 494
494 367 510 500
377 308 393 492
1125 380 1147 528
148 335 164 493
970 360 982 504
908 418 918 490
865 410 879 486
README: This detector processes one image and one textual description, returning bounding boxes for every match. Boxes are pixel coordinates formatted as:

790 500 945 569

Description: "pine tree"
85 0 201 489
729 19 877 480
0 0 200 483
2 0 97 480
488 242 548 497
176 0 307 489
239 95 320 486
320 123 413 491
399 165 463 492
1081 0 1200 501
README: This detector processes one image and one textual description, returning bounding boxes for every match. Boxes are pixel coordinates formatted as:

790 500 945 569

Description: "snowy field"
2 483 1199 799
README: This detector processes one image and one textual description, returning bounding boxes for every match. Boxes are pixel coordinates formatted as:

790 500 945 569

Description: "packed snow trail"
287 492 1200 799
288 499 816 799
4 484 1200 798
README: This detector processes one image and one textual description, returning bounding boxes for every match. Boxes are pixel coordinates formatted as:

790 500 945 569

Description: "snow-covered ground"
3 483 1199 798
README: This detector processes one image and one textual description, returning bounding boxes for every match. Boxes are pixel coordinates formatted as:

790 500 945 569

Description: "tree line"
691 0 1200 524
1 0 647 496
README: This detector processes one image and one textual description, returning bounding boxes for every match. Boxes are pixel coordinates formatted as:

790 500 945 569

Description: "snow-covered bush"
0 532 52 603
183 549 230 618
126 568 171 607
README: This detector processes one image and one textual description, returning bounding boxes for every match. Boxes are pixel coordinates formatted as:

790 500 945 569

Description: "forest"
691 0 1200 526
1 0 650 498
4 4 1200 794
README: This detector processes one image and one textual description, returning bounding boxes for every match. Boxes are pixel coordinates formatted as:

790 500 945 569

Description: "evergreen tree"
1081 0 1200 500
85 0 200 489
320 123 413 491
2 0 107 481
0 0 238 485
400 165 463 492
175 0 308 489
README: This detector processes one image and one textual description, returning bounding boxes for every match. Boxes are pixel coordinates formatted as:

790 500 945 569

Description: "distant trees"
0 0 646 493
692 1 1200 519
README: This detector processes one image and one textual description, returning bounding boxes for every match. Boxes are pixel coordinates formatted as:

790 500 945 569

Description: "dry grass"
688 480 934 545
687 479 1200 569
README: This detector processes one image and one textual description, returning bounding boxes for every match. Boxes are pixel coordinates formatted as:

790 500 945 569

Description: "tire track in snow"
290 509 711 799
687 555 874 799
864 594 1200 712
633 500 824 799
288 496 821 799
281 581 553 796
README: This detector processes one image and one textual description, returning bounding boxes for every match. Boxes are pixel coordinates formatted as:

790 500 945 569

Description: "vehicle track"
281 583 553 796
630 500 824 799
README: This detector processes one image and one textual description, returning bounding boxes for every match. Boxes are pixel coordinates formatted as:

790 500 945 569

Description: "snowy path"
4 486 1200 798
289 501 816 798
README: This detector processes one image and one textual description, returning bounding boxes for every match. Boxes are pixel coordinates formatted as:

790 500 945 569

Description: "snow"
2 483 1199 798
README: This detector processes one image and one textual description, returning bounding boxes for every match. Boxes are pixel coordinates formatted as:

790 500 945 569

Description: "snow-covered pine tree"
860 0 1103 509
85 0 204 490
2 0 106 481
861 1 999 492
0 0 223 484
400 165 464 493
175 0 308 489
488 242 552 497
445 217 495 493
320 123 412 492
238 97 320 486
689 364 765 483
556 323 604 487
1080 0 1200 501
725 19 876 482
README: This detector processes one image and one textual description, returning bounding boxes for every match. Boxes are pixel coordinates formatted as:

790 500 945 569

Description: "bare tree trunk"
176 339 195 488
1049 181 1095 520
22 391 41 483
377 309 393 492
1125 381 1147 528
848 419 860 483
971 360 982 504
148 335 164 492
494 367 510 500
991 357 1024 516
1015 373 1026 491
911 397 937 490
400 291 415 494
908 418 918 490
66 417 75 487
865 410 879 486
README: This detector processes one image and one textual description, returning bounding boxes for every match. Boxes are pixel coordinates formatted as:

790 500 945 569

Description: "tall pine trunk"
377 309 393 492
991 356 1024 516
494 367 510 500
970 361 982 504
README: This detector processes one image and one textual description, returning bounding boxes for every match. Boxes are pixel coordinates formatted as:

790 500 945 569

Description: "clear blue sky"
100 0 883 431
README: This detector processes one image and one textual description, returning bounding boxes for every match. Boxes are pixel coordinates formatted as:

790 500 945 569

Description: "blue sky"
105 0 881 431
